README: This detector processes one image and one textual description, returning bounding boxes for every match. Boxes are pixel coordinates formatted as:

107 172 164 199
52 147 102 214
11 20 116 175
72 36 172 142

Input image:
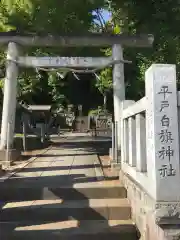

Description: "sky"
102 9 111 22
93 9 111 24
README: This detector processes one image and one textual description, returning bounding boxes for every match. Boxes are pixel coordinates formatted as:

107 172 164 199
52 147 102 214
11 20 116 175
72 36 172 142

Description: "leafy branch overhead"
0 0 179 110
0 0 105 105
95 21 121 97
96 67 112 95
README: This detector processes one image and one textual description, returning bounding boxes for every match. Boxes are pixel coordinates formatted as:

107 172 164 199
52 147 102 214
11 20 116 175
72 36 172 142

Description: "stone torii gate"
0 33 154 162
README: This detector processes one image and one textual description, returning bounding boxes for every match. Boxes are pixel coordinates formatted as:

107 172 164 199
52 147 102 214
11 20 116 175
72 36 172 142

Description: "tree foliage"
0 0 105 106
110 0 180 98
94 19 121 108
93 0 180 101
0 0 180 110
1 0 104 34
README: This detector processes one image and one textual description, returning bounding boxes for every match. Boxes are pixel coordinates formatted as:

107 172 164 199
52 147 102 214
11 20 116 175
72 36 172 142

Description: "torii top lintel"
0 32 154 47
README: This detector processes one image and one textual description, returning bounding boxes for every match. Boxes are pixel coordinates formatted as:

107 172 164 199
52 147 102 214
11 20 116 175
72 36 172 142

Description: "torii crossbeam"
0 32 154 47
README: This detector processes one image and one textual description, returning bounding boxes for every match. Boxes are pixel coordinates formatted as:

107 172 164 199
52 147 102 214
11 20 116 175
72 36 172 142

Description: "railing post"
123 119 129 163
136 113 147 172
121 100 135 164
111 122 115 161
145 64 180 209
128 117 136 167
114 121 118 163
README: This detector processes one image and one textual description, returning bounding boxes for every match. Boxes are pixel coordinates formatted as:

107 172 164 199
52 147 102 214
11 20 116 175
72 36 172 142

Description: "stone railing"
121 97 146 173
120 64 180 240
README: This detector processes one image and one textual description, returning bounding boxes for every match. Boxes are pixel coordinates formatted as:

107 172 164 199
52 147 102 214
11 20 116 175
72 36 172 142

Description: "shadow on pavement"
16 164 108 173
0 172 111 239
0 137 139 240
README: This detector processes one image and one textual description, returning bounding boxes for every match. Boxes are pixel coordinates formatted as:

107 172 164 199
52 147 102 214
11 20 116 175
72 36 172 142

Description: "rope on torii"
7 52 132 76
34 58 132 80
35 58 132 73
6 55 132 80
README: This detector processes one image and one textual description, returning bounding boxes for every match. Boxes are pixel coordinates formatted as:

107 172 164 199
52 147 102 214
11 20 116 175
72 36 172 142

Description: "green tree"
110 0 180 98
93 0 180 101
94 20 121 109
95 67 112 109
0 0 106 105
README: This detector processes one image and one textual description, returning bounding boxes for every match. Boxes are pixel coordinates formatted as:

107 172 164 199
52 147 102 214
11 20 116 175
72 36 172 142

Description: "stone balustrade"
120 64 180 240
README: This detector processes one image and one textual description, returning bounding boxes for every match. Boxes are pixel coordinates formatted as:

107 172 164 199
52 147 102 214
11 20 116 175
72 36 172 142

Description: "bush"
88 106 110 116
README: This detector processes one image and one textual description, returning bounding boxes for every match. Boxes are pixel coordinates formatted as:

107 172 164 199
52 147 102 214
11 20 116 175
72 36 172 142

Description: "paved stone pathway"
0 140 106 239
0 137 136 240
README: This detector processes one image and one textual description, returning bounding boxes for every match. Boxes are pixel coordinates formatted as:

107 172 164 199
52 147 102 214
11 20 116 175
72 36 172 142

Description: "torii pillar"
0 42 20 164
112 44 125 157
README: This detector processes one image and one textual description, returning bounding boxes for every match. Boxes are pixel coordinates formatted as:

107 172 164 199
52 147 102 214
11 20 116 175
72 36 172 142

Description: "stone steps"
0 152 138 240
0 220 138 240
0 180 127 201
0 180 139 239
1 198 131 222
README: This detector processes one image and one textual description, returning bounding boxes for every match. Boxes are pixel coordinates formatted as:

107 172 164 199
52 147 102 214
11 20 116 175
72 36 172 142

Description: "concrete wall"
120 171 180 240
